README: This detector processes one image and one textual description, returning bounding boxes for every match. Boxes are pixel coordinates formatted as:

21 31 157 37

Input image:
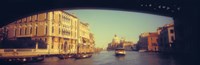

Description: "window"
15 29 17 36
170 29 174 33
59 28 60 34
61 44 63 50
171 36 175 42
45 38 47 42
52 12 54 20
52 38 54 49
31 16 34 22
36 27 38 35
25 27 28 35
20 28 22 35
35 14 38 21
45 26 48 35
30 27 32 34
40 38 42 41
59 14 61 22
52 26 54 33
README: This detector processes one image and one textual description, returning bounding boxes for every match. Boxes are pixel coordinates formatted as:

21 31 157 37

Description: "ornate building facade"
0 10 95 54
78 22 94 53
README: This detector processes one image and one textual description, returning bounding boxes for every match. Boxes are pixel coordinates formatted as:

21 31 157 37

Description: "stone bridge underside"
1 0 183 26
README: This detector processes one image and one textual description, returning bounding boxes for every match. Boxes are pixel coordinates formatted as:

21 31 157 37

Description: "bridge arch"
1 0 183 26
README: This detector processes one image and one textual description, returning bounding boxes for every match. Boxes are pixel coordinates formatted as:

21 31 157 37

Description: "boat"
138 49 147 52
58 54 75 59
115 48 126 56
74 43 93 59
74 53 92 59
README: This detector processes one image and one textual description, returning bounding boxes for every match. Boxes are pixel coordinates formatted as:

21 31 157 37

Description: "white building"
1 10 79 54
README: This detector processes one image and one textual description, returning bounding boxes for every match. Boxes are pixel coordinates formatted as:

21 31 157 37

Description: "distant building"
107 43 112 51
107 35 134 51
147 33 158 51
120 41 134 51
78 22 92 53
132 43 138 51
107 35 120 50
158 23 175 53
89 33 95 53
137 32 158 52
137 33 149 51
113 34 120 44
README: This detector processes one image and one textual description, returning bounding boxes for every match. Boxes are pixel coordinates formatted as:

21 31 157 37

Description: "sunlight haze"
66 9 173 48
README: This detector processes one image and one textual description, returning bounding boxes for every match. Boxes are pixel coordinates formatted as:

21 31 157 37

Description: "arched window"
30 27 32 34
36 27 38 35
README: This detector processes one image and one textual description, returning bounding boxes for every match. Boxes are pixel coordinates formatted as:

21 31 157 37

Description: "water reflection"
22 51 183 65
115 55 125 61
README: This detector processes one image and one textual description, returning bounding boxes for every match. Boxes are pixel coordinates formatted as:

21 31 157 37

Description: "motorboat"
115 48 126 56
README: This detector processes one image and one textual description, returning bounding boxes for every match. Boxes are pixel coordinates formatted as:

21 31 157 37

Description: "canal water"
24 51 184 65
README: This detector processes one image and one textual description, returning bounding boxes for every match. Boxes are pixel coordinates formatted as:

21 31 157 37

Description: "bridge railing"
0 49 51 57
0 49 69 58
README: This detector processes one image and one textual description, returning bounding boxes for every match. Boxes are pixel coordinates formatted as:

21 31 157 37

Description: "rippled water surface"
24 51 183 65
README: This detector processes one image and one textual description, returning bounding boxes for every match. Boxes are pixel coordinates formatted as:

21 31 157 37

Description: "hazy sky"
66 9 173 48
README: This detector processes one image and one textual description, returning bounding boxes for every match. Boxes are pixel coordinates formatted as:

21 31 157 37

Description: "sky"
66 9 173 48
